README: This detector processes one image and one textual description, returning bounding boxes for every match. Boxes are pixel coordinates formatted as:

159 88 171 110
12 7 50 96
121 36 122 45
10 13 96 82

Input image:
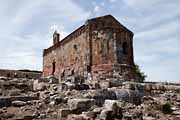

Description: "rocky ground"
0 76 180 120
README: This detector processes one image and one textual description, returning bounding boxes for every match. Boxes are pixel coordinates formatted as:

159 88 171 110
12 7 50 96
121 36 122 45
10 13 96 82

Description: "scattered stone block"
99 81 110 89
112 89 143 105
99 109 113 120
104 100 119 110
109 79 123 87
143 116 156 120
0 97 11 107
23 115 33 120
68 98 95 113
33 80 48 91
58 108 72 119
11 100 27 107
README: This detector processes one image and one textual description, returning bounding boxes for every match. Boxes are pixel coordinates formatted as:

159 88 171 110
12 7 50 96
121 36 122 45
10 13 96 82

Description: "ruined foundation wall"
0 69 41 79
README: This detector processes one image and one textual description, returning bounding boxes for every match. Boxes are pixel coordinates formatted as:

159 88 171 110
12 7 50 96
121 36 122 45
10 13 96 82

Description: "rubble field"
0 76 180 120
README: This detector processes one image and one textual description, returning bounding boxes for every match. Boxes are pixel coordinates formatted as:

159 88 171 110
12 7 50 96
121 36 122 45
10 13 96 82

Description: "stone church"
43 15 137 82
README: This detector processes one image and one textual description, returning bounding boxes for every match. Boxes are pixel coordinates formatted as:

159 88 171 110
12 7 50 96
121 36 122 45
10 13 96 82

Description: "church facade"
43 15 137 82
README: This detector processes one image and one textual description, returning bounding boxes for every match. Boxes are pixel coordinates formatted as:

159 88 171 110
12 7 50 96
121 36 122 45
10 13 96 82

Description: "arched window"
122 42 128 54
74 44 77 51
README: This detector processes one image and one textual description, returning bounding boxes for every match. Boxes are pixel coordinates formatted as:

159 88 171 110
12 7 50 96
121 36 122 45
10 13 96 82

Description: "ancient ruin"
43 15 137 82
0 15 180 120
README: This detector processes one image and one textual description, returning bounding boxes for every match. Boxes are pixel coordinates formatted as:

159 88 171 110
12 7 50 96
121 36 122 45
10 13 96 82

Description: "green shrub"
162 103 172 114
134 64 147 83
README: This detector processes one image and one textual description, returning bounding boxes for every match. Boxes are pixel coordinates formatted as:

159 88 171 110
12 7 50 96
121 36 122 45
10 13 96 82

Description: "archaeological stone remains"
0 69 42 79
43 15 137 82
1 15 180 120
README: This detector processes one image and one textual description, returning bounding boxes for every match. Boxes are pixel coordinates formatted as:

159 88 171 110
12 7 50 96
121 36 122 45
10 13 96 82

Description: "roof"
43 25 85 56
88 14 133 34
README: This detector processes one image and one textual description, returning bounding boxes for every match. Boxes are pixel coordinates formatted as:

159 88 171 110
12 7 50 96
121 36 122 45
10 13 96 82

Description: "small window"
87 65 91 72
7 73 10 78
122 42 128 54
52 62 56 75
102 23 105 27
14 73 18 78
26 75 29 78
74 44 77 50
71 69 74 75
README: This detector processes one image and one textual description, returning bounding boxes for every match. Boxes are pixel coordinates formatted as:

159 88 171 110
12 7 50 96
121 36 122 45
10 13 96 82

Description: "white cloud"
123 0 162 8
134 19 180 53
49 24 68 41
120 0 180 32
109 0 117 3
133 18 180 82
0 0 90 71
100 2 105 6
94 6 100 12
0 0 179 83
110 0 180 82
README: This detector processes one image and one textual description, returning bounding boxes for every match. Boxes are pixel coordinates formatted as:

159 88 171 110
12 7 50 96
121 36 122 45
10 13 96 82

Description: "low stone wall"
0 69 42 79
122 82 180 96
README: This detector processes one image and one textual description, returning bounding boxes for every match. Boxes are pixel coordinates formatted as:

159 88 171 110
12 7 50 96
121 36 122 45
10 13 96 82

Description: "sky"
0 0 179 82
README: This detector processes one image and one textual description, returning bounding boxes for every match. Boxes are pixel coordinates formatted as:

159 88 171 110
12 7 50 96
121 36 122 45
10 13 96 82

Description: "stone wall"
43 15 136 82
0 69 42 79
89 15 135 81
43 25 90 80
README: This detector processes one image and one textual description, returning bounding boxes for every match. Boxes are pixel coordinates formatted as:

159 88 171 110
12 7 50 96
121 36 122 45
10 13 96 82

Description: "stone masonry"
0 69 42 79
43 15 137 82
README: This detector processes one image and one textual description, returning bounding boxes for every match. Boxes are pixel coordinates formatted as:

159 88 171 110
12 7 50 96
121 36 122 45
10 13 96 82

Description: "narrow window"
87 65 91 72
14 73 18 78
122 42 128 54
74 44 77 51
71 69 74 75
102 23 105 27
7 73 10 78
26 75 29 78
52 62 56 75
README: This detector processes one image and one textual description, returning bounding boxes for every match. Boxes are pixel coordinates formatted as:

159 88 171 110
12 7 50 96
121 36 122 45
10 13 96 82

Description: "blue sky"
0 0 179 82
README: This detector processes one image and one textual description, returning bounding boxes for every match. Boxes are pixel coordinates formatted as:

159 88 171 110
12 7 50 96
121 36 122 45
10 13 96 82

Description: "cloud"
109 0 117 3
0 0 179 83
105 0 180 82
134 19 180 56
94 6 100 12
111 0 178 33
133 16 180 82
49 24 68 41
0 0 91 70
123 0 163 8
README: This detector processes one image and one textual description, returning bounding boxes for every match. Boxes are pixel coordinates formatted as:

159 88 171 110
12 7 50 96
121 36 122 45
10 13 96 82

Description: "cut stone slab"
12 101 27 107
99 82 110 89
0 97 11 107
104 100 122 110
99 109 113 120
58 108 72 120
33 80 47 91
68 98 95 113
111 89 143 105
0 96 38 108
